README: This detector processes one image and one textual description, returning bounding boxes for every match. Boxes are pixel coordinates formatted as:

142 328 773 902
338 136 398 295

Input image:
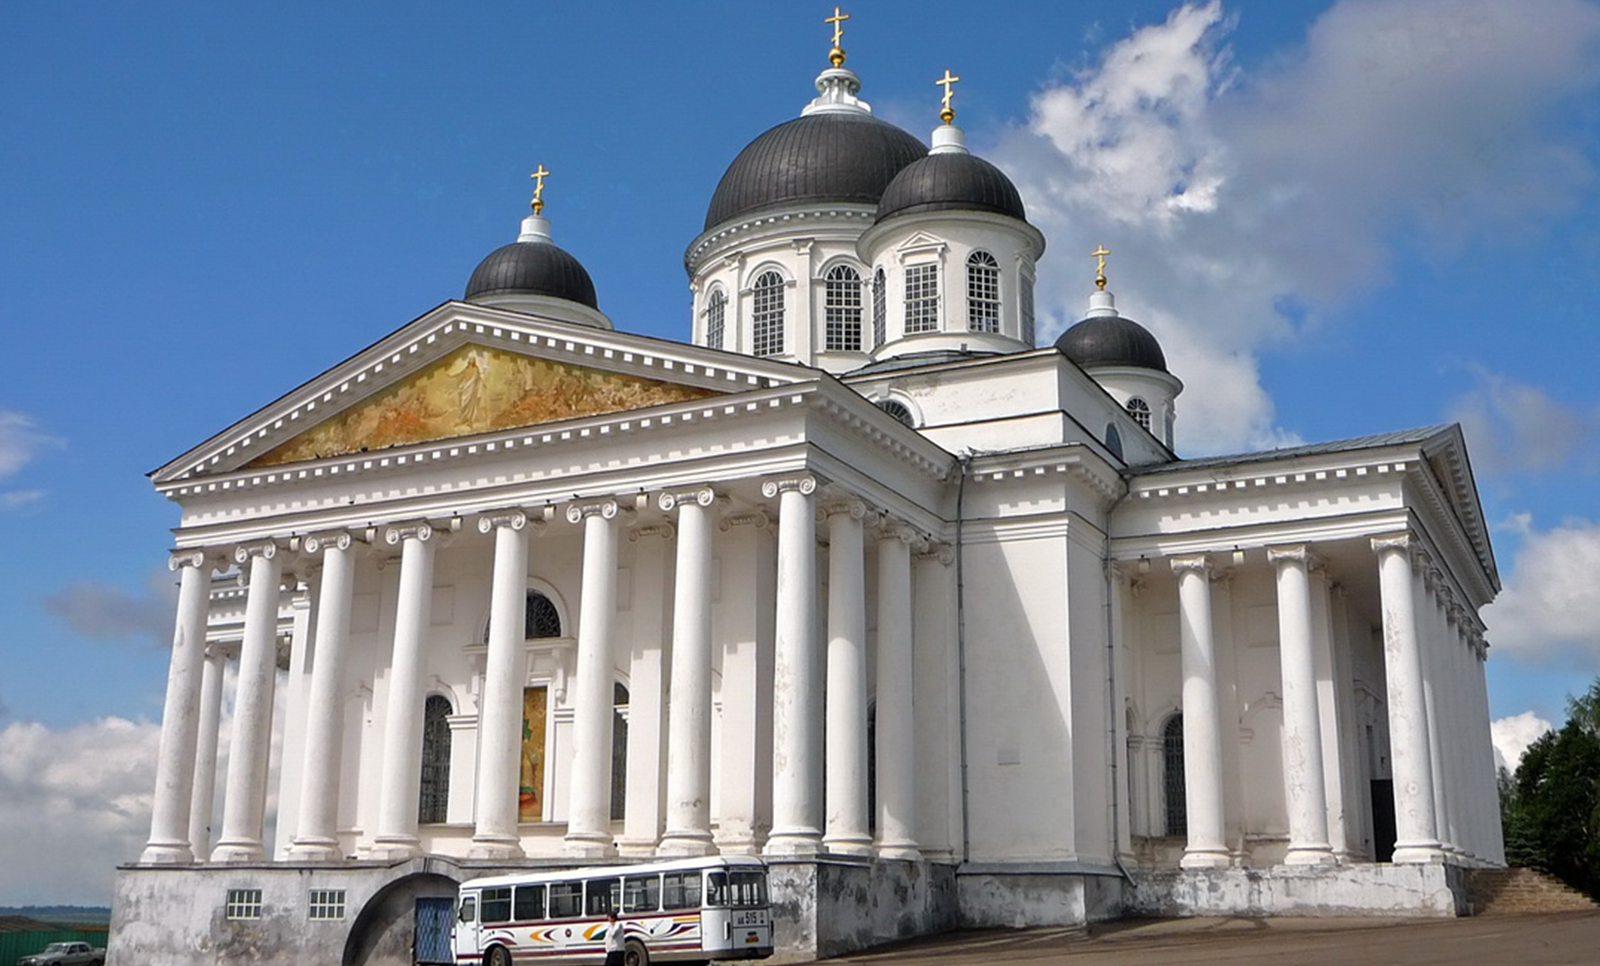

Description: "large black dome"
465 240 598 310
1055 314 1168 373
704 112 926 231
875 151 1027 223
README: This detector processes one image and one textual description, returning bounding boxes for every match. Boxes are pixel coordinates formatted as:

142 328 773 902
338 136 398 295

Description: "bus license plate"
733 910 768 927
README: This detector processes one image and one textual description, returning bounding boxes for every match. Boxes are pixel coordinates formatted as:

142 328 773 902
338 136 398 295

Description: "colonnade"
1161 530 1499 870
140 474 934 865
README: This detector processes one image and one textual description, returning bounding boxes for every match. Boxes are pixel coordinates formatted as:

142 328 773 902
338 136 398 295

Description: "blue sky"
1 0 1597 904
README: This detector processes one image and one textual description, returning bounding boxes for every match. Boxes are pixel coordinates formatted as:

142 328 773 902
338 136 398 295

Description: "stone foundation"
1125 863 1470 918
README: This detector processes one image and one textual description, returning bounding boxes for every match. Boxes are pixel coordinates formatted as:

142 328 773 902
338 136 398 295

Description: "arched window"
525 590 562 639
704 288 726 350
1104 423 1123 459
824 265 863 352
610 683 629 821
419 695 453 824
877 398 914 427
966 251 1000 333
1020 273 1036 346
904 263 939 334
872 267 887 348
1162 713 1186 837
1127 397 1152 431
751 271 785 357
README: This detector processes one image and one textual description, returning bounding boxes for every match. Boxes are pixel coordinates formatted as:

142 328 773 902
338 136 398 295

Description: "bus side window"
549 881 583 919
459 897 477 923
515 884 545 921
482 887 513 924
586 878 621 916
624 874 660 913
706 872 727 908
662 872 702 911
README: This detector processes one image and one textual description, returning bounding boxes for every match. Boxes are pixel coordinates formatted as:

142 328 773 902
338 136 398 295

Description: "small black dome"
465 240 598 310
704 112 927 231
876 151 1027 223
1056 314 1168 373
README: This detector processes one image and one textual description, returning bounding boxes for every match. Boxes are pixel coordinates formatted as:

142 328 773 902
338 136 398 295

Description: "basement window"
226 888 263 920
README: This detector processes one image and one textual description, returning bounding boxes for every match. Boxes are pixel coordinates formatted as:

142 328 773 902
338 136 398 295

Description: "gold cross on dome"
936 69 960 124
826 6 850 66
529 165 550 214
1093 244 1111 290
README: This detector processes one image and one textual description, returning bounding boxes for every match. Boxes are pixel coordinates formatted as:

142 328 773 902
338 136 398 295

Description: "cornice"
685 205 878 274
1129 454 1411 503
965 447 1125 508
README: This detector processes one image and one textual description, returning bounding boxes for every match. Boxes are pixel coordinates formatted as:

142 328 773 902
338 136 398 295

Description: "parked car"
16 941 105 966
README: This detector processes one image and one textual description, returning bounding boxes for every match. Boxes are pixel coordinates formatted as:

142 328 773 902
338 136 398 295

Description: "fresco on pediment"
246 344 719 468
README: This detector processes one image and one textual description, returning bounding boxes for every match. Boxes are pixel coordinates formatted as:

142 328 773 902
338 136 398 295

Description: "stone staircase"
1468 867 1599 915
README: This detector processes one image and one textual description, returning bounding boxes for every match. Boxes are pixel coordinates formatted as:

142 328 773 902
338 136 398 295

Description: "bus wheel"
625 939 650 966
487 946 513 966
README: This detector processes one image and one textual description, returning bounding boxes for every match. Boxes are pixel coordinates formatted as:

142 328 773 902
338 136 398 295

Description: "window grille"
877 399 914 426
525 590 562 639
966 251 1000 333
308 889 346 921
704 288 726 350
904 264 939 333
824 264 863 351
225 888 263 920
752 271 785 356
1020 273 1036 345
1163 713 1186 837
872 268 887 347
419 695 452 824
1127 397 1152 431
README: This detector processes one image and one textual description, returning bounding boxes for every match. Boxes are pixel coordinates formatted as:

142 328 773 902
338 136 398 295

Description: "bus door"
454 891 481 961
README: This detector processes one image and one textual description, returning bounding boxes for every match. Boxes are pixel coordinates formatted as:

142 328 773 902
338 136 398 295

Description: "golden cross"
529 165 550 214
826 6 849 66
1092 244 1111 290
936 69 961 123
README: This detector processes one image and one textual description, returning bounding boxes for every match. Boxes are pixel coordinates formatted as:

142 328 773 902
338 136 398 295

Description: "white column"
1372 533 1444 863
1419 568 1454 855
764 475 823 857
1269 545 1335 865
1172 554 1229 868
211 541 283 862
369 521 437 859
286 532 359 860
874 521 919 860
822 499 871 856
659 487 718 856
565 499 623 858
472 510 536 859
188 644 227 858
141 550 214 863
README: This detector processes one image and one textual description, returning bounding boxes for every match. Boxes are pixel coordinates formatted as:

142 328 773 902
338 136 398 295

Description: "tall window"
1162 713 1186 837
1127 397 1152 431
824 265 863 351
419 694 452 823
752 271 785 357
704 288 726 350
905 263 939 333
872 267 887 348
611 683 629 821
525 590 562 639
966 251 1000 333
1020 273 1036 345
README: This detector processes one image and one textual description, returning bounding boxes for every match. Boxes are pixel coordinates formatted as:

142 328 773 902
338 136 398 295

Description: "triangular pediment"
895 231 949 254
244 343 719 469
153 300 816 483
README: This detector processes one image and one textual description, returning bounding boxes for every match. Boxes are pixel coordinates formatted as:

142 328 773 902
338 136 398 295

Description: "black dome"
465 241 598 310
704 112 927 231
876 151 1027 223
1055 314 1168 373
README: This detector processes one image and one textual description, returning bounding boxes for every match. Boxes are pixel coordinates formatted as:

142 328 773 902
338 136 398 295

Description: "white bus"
453 855 774 966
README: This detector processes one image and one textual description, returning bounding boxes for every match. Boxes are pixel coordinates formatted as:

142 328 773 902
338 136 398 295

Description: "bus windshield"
705 870 768 908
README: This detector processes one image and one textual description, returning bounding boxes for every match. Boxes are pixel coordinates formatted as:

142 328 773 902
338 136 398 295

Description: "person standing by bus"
604 910 626 966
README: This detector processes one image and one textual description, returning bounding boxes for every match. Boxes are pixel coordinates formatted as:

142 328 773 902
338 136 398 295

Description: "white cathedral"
112 19 1505 966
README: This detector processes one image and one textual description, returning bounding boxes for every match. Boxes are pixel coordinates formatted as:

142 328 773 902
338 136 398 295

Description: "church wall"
1066 517 1113 863
912 542 960 861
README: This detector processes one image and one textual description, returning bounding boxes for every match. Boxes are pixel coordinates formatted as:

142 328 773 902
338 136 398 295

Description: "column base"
1284 845 1338 866
1391 842 1448 864
285 838 344 862
209 841 265 863
764 830 824 857
875 843 922 862
563 834 617 860
1179 848 1232 870
657 831 718 857
822 833 874 857
138 840 195 865
365 837 422 861
468 837 526 860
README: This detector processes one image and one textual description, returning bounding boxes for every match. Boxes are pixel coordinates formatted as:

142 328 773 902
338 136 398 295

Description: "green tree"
1502 684 1600 899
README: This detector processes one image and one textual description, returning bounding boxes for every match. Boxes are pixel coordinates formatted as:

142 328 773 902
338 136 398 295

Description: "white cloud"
995 0 1600 454
0 409 61 509
43 568 180 647
1491 711 1555 772
1448 366 1600 476
1483 516 1600 661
